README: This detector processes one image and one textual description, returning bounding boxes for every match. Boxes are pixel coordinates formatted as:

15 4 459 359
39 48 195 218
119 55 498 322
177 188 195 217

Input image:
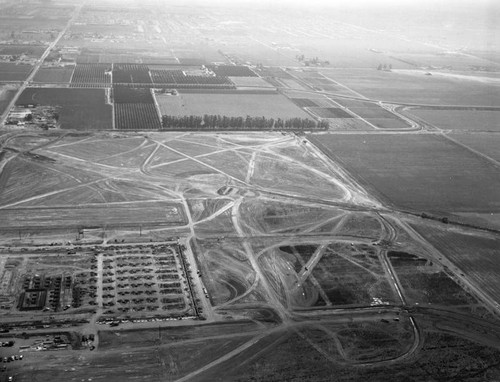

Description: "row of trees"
377 63 393 71
161 114 329 130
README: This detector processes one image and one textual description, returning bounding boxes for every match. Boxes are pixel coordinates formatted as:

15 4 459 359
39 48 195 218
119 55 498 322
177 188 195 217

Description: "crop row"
114 103 161 130
112 86 154 103
150 69 233 85
113 64 152 84
71 63 111 84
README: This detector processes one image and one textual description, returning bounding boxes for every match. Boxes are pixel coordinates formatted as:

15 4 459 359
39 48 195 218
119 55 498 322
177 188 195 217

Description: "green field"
308 133 500 213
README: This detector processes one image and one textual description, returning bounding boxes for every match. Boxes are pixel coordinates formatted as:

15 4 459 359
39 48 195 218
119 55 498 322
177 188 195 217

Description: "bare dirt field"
409 222 500 306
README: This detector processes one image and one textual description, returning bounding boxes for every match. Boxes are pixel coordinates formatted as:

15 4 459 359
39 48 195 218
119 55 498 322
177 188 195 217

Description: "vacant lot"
192 238 255 306
410 223 500 305
388 251 477 306
16 88 112 130
155 92 309 119
308 133 500 212
0 203 185 229
311 243 397 307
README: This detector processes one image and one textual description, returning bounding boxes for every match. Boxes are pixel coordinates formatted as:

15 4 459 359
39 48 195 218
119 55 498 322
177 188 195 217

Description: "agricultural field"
207 65 257 77
326 98 410 129
344 107 399 120
33 66 75 84
112 64 152 84
113 86 154 104
0 44 46 58
0 84 18 115
333 98 383 109
15 88 112 130
321 68 500 106
155 92 310 119
367 118 411 129
1 1 500 381
228 76 274 89
289 98 320 108
406 108 500 132
308 133 500 213
150 69 234 86
388 52 500 71
449 133 500 162
309 107 353 118
115 103 161 130
0 63 33 81
70 63 111 85
323 118 374 130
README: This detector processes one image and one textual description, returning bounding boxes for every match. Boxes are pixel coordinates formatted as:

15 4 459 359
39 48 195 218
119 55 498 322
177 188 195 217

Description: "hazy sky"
174 0 497 7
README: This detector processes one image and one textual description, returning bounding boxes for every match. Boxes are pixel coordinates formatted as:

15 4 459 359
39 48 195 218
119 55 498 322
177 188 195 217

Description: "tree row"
161 114 329 130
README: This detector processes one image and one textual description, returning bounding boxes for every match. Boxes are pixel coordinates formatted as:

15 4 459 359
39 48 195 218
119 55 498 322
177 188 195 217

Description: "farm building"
7 108 32 123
